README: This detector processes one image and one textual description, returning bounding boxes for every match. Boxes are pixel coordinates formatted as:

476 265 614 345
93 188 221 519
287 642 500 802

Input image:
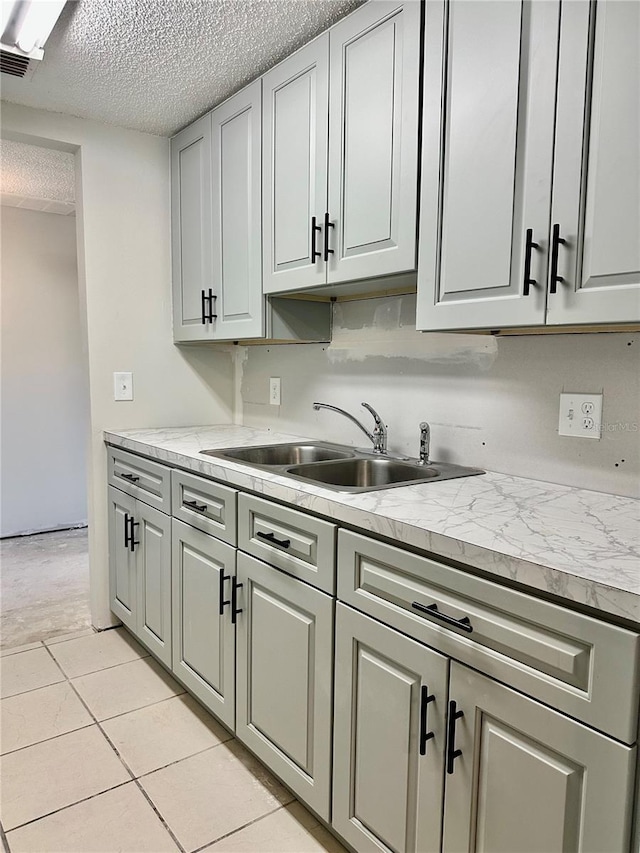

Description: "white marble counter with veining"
104 425 640 624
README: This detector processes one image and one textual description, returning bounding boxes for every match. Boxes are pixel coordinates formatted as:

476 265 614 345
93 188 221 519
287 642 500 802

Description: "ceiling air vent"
1 48 29 77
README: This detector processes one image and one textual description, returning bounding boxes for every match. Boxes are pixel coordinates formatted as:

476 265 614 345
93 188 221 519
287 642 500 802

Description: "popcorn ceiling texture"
1 0 365 137
0 140 75 201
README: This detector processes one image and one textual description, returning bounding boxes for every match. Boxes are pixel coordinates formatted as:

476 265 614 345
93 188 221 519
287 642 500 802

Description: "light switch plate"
269 377 281 406
114 372 133 401
558 392 602 439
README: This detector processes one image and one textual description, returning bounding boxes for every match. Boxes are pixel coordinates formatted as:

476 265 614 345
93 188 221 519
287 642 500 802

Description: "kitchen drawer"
238 494 336 594
172 470 237 545
107 446 171 513
338 530 640 744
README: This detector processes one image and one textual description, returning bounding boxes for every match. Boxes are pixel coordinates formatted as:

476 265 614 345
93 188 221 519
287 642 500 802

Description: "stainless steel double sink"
201 441 484 493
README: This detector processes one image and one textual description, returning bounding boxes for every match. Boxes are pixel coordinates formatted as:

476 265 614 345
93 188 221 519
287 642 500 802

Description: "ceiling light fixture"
1 0 66 61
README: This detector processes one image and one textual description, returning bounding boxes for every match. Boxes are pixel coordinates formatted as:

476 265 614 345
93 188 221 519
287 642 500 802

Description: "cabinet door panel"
212 81 264 339
417 0 558 330
333 604 448 853
443 662 636 853
136 503 171 667
262 36 329 294
108 487 137 632
328 1 420 284
171 114 216 341
172 519 236 729
548 0 640 324
235 552 333 821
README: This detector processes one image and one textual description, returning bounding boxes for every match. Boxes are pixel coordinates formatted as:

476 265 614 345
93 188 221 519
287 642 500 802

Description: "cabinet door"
108 486 137 633
548 0 640 325
262 35 329 294
171 519 236 729
235 552 333 821
171 114 216 342
417 0 559 331
443 662 636 853
327 0 420 285
212 81 264 340
135 502 172 668
333 604 448 853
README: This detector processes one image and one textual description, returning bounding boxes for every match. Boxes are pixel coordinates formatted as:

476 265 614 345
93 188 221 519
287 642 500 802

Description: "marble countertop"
104 425 640 625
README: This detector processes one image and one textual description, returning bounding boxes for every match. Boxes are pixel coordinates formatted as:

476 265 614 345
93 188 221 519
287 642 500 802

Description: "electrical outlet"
269 377 281 406
114 372 133 401
558 392 603 439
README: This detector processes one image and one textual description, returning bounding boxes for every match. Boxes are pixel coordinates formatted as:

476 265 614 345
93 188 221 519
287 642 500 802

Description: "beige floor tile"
44 627 97 646
72 656 184 721
0 647 64 699
140 739 294 851
0 725 130 830
48 627 147 678
1 681 93 754
102 693 232 777
1 642 43 657
6 782 179 853
205 802 348 853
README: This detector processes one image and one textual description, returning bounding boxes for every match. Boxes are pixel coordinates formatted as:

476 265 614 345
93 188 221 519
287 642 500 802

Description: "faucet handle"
419 422 431 465
361 402 384 428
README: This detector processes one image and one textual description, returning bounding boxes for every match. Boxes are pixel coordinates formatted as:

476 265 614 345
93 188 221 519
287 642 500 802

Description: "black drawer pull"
419 685 436 756
206 288 217 322
311 216 322 262
256 530 291 549
120 473 140 483
522 228 539 296
549 223 566 294
446 700 464 775
411 601 473 633
124 512 131 548
219 572 231 616
231 578 243 625
126 516 139 553
201 289 207 324
183 499 207 513
323 211 334 263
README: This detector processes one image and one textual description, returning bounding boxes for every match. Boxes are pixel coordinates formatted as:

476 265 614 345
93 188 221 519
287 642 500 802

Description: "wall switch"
558 392 602 439
114 372 133 401
269 377 281 406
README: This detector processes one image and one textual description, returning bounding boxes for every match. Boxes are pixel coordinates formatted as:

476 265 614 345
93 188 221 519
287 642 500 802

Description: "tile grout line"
0 819 11 853
190 803 290 853
39 644 189 853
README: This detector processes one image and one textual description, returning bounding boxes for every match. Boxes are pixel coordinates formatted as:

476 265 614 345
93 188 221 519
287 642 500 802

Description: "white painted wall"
1 103 234 628
1 207 88 536
239 295 640 498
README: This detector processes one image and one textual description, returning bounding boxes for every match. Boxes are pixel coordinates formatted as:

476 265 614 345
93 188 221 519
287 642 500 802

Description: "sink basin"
286 458 442 490
202 442 355 467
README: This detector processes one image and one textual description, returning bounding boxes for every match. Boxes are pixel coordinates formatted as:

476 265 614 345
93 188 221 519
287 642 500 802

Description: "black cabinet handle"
311 216 322 262
323 212 334 263
219 571 231 616
201 289 207 324
120 473 140 483
124 512 131 548
201 289 218 323
256 530 291 549
446 700 464 774
549 223 566 294
411 601 473 633
128 516 139 553
207 288 217 322
419 685 436 756
183 499 207 513
231 577 243 625
523 228 539 296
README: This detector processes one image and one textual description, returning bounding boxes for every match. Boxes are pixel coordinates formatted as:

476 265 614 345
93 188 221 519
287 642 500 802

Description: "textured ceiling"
0 139 75 207
1 0 364 137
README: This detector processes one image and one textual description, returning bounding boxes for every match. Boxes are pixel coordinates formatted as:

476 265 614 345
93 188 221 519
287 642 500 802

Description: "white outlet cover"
558 393 603 439
269 377 281 406
114 372 133 401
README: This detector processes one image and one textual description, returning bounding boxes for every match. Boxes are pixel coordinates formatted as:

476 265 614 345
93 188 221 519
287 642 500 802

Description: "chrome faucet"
418 422 431 465
312 402 388 454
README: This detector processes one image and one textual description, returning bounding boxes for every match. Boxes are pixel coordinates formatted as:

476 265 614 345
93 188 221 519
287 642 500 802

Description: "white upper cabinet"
171 114 216 341
262 36 330 294
548 0 640 325
417 0 560 331
327 0 421 284
262 0 421 296
418 0 640 332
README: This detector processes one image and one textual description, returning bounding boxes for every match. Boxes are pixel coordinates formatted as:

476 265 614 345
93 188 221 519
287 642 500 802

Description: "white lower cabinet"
333 604 637 853
235 552 334 820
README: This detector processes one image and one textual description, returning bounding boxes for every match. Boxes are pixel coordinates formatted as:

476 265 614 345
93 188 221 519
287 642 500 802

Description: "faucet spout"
312 402 388 454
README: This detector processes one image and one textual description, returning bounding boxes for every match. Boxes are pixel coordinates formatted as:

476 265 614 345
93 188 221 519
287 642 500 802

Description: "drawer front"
338 530 640 744
108 446 171 513
172 470 237 545
238 494 336 593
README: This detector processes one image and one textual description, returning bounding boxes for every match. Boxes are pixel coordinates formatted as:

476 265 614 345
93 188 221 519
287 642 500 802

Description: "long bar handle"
323 212 334 263
412 601 473 633
231 577 243 625
419 685 436 756
311 216 322 262
219 571 231 616
549 223 566 295
446 700 464 774
256 530 291 549
523 228 539 296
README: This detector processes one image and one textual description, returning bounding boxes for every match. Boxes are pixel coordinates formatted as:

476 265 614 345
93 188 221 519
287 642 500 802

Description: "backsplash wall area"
238 295 639 499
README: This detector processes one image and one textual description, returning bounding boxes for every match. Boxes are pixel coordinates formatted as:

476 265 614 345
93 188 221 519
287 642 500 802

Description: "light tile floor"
0 628 347 853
